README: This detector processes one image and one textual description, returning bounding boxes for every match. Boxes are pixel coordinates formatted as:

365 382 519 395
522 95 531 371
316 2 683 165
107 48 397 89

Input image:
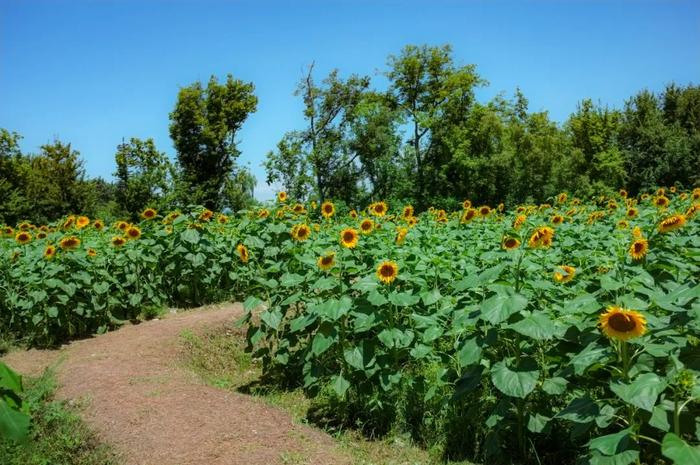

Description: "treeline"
2 44 699 225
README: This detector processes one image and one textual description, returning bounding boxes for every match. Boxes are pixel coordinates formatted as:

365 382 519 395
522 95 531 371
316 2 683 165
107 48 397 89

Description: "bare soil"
3 303 351 465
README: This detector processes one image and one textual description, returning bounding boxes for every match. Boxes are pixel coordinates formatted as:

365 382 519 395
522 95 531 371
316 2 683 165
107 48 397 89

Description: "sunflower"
87 248 97 257
349 209 358 219
403 205 414 219
686 204 700 218
59 236 80 250
553 265 576 283
557 192 568 204
435 210 448 223
478 206 491 217
539 203 552 212
199 209 214 221
376 261 398 285
502 237 521 251
599 306 647 341
607 200 618 210
291 223 311 241
111 236 126 247
462 200 472 209
360 218 374 234
629 238 648 261
165 211 182 223
126 225 142 240
497 203 505 212
658 214 686 233
93 219 105 230
340 228 359 248
407 216 418 228
313 223 320 232
461 208 477 224
516 206 526 214
37 231 48 239
15 231 32 244
679 193 687 200
395 227 408 245
654 196 670 208
115 221 129 231
371 201 388 217
528 226 554 249
44 245 57 259
292 203 306 215
320 201 335 219
73 216 88 229
258 209 270 219
317 252 335 271
277 191 288 203
692 188 700 201
617 220 629 229
656 187 666 196
619 189 628 198
626 207 638 219
310 201 317 210
141 208 158 220
513 214 527 229
551 214 564 226
216 214 228 224
236 244 249 263
62 215 76 230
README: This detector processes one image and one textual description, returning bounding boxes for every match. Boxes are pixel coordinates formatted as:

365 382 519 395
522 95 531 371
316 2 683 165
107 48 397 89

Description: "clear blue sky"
2 0 699 200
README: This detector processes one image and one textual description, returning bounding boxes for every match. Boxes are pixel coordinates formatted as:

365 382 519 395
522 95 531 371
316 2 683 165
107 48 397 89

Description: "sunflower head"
513 214 527 229
654 196 670 208
502 236 521 251
553 265 576 283
87 248 97 257
528 226 554 249
277 191 287 203
3 226 14 236
76 216 90 229
478 206 491 217
321 201 335 219
686 203 700 218
44 245 57 259
619 189 628 198
461 208 477 224
291 223 311 241
557 192 568 204
258 209 270 219
376 261 398 285
317 252 336 271
15 231 32 245
617 220 629 229
551 214 564 225
111 236 126 247
462 199 472 209
406 216 418 228
599 306 647 341
395 227 408 245
360 218 374 234
141 208 158 220
126 226 142 240
692 188 700 201
403 205 414 219
37 231 48 239
292 203 306 215
62 215 76 230
658 214 686 233
199 209 214 221
371 201 388 217
629 238 649 261
217 214 229 224
349 209 358 219
59 235 80 249
93 219 105 230
340 228 359 249
115 221 129 231
626 207 638 219
236 244 249 263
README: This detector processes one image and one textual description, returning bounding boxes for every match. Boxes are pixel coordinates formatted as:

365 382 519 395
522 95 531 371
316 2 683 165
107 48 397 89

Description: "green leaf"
556 396 599 423
388 291 420 307
180 228 200 245
662 433 700 465
490 358 539 399
589 428 633 455
0 400 30 442
570 342 609 375
456 337 482 367
480 292 528 325
344 341 376 371
589 450 639 465
507 312 559 340
331 374 350 397
311 325 338 356
610 373 666 412
243 296 263 312
260 308 283 331
313 297 352 322
367 290 388 306
542 377 568 395
649 405 671 432
527 413 550 433
0 363 23 393
280 273 305 287
421 288 442 306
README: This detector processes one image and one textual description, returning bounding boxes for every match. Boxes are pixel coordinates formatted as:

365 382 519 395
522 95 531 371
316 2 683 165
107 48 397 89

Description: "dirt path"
3 303 351 465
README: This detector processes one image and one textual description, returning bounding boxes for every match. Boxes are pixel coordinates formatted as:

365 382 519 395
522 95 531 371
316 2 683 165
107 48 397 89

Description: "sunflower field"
2 188 700 464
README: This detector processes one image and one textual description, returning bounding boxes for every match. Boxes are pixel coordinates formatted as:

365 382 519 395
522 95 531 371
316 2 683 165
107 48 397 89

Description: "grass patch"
0 369 119 465
180 325 473 465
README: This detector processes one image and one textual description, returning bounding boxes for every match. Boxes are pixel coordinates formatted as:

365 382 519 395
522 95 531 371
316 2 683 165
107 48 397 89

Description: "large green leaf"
609 373 666 412
507 312 560 339
589 428 633 455
490 358 539 398
662 433 700 465
456 337 481 367
0 400 30 442
480 292 528 325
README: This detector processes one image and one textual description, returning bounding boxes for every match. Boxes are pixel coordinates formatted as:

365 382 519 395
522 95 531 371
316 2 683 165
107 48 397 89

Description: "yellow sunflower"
199 209 214 221
15 231 32 245
76 216 90 229
619 189 628 198
632 226 643 238
87 248 97 257
349 209 358 219
310 201 317 210
340 228 359 249
292 203 306 215
557 192 568 204
551 214 564 226
18 222 31 231
3 226 16 236
629 238 648 261
395 227 408 245
317 252 336 271
126 225 142 240
513 214 527 229
553 265 576 283
407 216 418 228
277 191 288 203
461 208 477 224
359 218 374 234
658 214 686 233
403 205 414 219
599 306 647 341
376 261 398 285
321 201 335 219
626 207 638 218
502 237 521 251
291 223 311 241
43 245 57 259
371 201 388 217
617 220 629 229
115 221 129 231
236 244 249 263
141 208 157 220
59 235 80 250
462 199 472 209
528 226 554 249
258 209 270 219
62 215 76 230
686 203 700 218
654 196 670 208
478 206 491 217
93 219 105 230
217 214 229 224
111 236 126 247
37 231 47 239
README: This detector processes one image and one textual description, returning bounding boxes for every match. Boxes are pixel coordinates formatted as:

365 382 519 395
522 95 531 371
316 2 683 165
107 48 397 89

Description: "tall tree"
114 137 174 218
0 129 25 224
169 74 258 210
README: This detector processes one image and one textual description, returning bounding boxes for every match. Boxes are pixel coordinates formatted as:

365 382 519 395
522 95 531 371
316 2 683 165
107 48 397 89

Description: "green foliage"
0 362 29 442
169 74 258 211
